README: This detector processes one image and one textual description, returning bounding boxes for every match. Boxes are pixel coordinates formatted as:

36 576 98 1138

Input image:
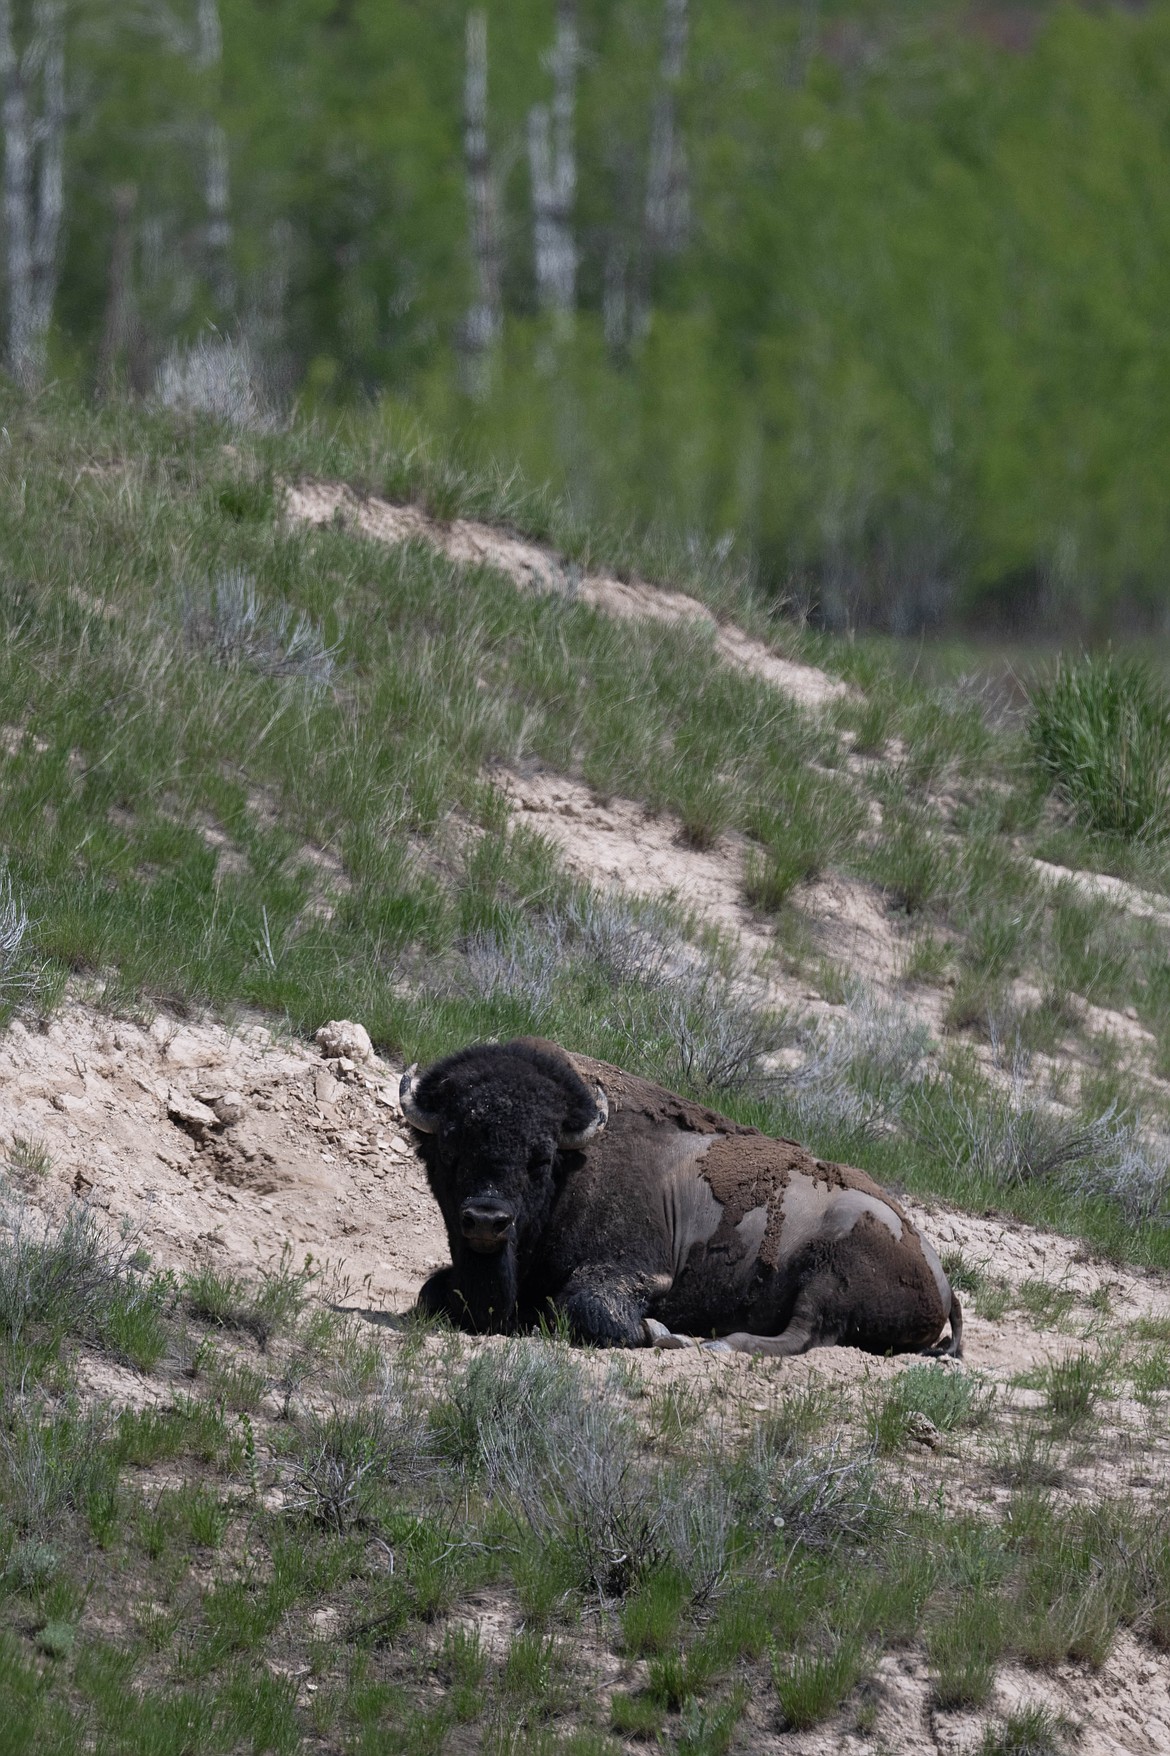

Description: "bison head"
400 1038 607 1331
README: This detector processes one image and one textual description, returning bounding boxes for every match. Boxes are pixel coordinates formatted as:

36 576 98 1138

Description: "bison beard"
446 1236 520 1327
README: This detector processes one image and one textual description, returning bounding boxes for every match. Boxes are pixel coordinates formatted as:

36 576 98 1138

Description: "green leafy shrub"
1029 654 1170 839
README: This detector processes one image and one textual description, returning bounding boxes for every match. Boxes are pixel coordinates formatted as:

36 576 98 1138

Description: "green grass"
868 1362 994 1452
0 1216 1163 1756
1029 651 1170 840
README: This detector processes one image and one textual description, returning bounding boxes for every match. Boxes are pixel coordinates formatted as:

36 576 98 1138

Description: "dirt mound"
285 480 848 711
0 1003 444 1314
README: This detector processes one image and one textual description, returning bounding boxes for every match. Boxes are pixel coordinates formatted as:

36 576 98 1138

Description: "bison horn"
559 1083 608 1150
399 1064 440 1133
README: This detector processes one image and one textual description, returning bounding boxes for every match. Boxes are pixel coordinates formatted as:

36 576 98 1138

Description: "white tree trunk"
644 0 689 260
196 0 233 312
528 0 577 323
0 0 65 388
461 8 501 392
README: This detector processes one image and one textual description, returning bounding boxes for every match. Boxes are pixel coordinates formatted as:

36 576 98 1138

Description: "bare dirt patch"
493 766 776 968
285 479 849 711
1033 856 1170 926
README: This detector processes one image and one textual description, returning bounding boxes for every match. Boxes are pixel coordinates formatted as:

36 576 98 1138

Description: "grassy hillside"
3 392 1170 1753
3 389 1170 1262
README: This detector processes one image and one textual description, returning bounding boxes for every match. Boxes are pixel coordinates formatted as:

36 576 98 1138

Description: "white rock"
167 1090 220 1139
50 1092 87 1113
314 1019 373 1063
314 1068 342 1107
165 1035 224 1069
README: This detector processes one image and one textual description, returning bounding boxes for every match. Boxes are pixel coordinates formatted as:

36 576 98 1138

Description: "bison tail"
923 1288 964 1360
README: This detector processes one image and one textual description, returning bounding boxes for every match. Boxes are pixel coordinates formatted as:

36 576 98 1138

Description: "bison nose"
460 1201 513 1250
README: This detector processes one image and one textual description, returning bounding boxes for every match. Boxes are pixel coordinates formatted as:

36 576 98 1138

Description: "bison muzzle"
400 1037 962 1358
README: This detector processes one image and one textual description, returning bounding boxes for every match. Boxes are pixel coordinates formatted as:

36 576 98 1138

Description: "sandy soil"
285 480 849 712
1032 857 1170 926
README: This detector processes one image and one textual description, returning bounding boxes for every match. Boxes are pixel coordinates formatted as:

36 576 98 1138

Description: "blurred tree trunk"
460 8 500 396
0 0 65 389
528 0 577 326
99 182 149 395
196 0 233 313
644 0 688 262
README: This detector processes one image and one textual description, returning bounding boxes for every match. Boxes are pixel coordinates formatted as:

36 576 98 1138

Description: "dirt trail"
285 480 849 712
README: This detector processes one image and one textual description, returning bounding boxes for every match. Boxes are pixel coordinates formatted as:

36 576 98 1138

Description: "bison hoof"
643 1318 701 1350
701 1339 735 1356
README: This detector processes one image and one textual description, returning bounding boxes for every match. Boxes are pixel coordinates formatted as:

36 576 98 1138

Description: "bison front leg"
414 1265 466 1323
555 1268 673 1348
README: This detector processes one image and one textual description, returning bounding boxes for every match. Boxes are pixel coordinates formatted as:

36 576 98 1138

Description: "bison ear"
558 1082 608 1150
399 1064 440 1133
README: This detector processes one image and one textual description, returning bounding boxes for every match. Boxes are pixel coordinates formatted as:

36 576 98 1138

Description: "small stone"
388 1135 407 1155
50 1092 87 1113
325 1055 358 1079
211 1091 245 1127
374 1083 400 1109
167 1090 220 1141
905 1411 942 1448
314 1019 373 1063
314 1068 342 1107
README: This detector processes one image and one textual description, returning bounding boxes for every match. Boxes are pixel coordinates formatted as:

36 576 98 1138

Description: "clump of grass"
0 1196 170 1369
975 1705 1080 1756
1041 1351 1107 1432
1029 652 1170 839
0 1400 118 1540
431 1334 585 1474
285 1369 432 1532
776 982 931 1140
927 1593 1004 1707
5 1135 52 1182
183 1251 313 1351
771 1637 867 1730
907 1065 1169 1221
179 567 338 686
869 1363 993 1452
745 770 866 913
989 1426 1067 1490
0 867 41 1016
486 1390 731 1603
730 1424 882 1551
153 334 276 431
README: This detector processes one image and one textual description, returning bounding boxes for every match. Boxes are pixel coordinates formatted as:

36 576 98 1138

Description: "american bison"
399 1037 962 1358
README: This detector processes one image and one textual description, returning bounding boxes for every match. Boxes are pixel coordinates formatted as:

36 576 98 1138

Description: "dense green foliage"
1029 653 1170 840
27 0 1170 628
